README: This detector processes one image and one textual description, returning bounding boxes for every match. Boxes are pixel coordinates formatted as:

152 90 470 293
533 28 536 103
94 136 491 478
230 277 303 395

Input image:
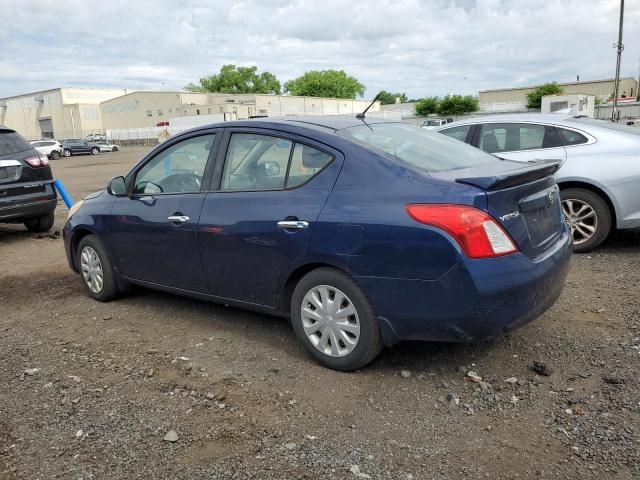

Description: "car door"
198 128 341 307
108 131 220 292
472 122 566 163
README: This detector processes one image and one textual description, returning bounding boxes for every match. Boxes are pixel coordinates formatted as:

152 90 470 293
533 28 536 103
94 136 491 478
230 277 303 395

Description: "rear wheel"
63 149 71 157
561 188 611 252
50 150 61 160
291 268 383 371
24 212 54 232
90 147 99 155
77 235 119 301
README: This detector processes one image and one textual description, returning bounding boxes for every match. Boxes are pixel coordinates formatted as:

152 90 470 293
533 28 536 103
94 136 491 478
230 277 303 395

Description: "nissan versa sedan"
63 116 572 371
435 114 640 252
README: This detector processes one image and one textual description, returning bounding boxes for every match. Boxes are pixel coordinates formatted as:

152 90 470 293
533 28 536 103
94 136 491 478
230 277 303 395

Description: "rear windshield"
567 117 640 135
0 130 32 155
337 122 498 172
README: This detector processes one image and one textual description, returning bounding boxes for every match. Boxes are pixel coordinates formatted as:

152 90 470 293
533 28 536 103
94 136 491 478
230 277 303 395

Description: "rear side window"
286 144 333 188
477 123 562 153
221 133 333 191
0 130 32 155
557 128 588 146
439 125 473 143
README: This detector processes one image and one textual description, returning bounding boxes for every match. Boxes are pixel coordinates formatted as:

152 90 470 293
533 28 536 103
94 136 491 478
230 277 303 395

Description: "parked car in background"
60 139 100 157
86 133 107 142
96 141 120 152
436 114 640 252
422 118 454 129
30 139 63 160
1 127 56 232
64 116 571 371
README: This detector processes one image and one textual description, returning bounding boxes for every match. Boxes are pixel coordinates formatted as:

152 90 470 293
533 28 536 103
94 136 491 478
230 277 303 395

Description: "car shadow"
598 228 640 252
124 287 498 374
0 225 61 244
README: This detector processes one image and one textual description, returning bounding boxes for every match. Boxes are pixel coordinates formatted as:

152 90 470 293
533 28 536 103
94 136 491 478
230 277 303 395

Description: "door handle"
168 215 190 223
277 220 309 230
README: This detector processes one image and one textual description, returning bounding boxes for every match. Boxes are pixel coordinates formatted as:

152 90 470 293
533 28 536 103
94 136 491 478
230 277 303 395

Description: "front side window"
439 125 473 143
134 134 215 194
477 123 561 153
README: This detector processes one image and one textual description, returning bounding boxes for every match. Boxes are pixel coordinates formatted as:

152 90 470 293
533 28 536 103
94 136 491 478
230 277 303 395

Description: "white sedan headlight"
67 200 84 219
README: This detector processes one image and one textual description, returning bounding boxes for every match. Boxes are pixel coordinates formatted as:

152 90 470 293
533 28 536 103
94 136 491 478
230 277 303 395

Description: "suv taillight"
24 152 49 168
406 204 518 259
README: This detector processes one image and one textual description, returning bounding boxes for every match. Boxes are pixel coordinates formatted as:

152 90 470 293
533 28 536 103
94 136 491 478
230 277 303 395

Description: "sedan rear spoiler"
454 159 562 191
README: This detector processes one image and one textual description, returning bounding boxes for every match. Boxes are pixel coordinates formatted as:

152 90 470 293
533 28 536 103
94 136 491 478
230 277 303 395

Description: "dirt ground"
1 148 639 479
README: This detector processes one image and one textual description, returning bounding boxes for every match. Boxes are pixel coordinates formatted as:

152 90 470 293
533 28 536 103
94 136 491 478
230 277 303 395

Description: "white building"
0 87 127 140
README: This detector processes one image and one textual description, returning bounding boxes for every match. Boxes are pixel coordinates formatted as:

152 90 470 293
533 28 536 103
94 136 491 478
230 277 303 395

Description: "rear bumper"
0 197 57 222
356 231 573 346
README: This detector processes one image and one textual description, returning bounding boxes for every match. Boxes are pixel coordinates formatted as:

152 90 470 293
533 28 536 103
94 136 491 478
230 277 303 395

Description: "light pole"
612 0 625 122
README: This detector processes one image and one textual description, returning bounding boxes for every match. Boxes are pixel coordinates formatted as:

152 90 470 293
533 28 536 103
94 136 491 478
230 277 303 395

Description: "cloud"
0 0 638 99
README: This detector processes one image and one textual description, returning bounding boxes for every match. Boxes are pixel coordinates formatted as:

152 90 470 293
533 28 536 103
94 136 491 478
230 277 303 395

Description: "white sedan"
96 142 120 152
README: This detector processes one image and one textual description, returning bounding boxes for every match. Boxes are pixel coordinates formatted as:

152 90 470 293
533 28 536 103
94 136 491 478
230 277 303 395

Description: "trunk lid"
431 159 566 259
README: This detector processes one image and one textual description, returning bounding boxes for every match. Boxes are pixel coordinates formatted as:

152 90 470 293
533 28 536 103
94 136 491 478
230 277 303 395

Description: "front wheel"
63 149 71 157
24 212 54 232
77 235 119 301
90 147 100 155
50 150 61 160
112 146 119 152
561 188 612 253
291 268 383 371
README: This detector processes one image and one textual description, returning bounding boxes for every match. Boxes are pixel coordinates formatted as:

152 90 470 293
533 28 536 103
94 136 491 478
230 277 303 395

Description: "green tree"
377 90 408 105
415 96 440 115
185 64 281 94
526 82 563 109
284 70 365 99
437 94 479 116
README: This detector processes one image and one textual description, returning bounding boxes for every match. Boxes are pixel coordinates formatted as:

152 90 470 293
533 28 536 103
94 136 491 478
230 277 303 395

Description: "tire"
63 149 71 157
76 234 119 301
24 212 54 232
90 147 100 155
112 146 119 152
561 188 612 253
291 268 383 371
50 150 61 160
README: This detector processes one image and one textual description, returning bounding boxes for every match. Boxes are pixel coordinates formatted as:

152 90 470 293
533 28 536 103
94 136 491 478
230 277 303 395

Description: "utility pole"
612 0 625 122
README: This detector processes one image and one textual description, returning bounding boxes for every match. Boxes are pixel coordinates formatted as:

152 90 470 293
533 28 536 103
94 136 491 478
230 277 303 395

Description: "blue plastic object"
53 179 74 208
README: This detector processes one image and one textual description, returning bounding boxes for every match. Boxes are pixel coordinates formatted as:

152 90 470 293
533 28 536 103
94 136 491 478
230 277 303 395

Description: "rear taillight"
24 152 49 168
406 204 518 259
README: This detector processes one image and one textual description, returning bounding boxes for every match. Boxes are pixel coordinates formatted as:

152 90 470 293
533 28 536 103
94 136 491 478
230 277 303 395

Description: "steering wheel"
158 173 202 192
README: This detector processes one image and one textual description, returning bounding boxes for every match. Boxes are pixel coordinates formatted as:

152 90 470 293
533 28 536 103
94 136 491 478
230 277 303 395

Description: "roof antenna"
356 92 381 119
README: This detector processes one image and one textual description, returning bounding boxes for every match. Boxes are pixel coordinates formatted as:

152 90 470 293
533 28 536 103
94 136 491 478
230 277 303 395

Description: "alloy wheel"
301 285 360 357
562 198 597 245
80 246 104 294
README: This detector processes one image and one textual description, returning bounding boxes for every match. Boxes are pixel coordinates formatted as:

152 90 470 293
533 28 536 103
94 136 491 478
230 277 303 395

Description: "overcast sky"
1 0 639 99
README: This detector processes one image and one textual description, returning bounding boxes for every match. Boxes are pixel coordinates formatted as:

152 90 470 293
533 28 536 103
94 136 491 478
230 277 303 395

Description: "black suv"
0 127 57 232
61 139 100 157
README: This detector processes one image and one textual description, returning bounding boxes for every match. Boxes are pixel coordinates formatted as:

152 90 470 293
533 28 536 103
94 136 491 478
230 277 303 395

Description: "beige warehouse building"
0 87 127 140
479 77 638 112
100 91 379 130
0 87 380 140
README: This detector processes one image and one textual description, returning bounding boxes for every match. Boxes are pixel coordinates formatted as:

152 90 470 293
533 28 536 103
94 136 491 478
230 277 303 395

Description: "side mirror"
262 161 280 177
107 176 127 196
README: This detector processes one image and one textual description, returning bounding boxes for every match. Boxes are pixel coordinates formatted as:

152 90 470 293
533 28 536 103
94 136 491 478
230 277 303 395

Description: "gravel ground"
1 149 639 479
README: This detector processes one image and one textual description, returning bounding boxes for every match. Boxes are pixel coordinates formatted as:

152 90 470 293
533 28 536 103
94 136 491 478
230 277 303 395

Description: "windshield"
337 122 498 172
425 120 440 126
567 117 640 135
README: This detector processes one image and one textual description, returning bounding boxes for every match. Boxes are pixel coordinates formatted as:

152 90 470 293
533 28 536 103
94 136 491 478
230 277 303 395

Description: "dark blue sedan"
63 116 572 370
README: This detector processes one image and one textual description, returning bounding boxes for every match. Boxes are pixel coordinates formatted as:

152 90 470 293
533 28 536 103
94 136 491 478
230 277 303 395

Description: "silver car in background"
435 114 640 251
